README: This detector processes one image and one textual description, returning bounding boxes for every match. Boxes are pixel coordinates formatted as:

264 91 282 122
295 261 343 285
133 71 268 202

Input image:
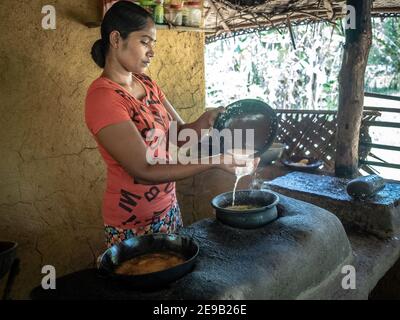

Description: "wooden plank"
359 160 400 170
275 109 336 115
365 92 400 101
359 142 400 152
363 106 400 113
363 121 400 128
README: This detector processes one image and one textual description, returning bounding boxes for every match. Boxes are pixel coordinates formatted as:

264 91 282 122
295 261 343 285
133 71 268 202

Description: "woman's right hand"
217 154 260 175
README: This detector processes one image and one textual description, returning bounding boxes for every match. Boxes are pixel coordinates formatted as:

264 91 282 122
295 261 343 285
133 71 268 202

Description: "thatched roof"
203 0 400 39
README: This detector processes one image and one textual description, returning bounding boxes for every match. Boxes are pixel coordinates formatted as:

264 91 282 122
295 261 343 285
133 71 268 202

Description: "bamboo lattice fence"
275 109 380 172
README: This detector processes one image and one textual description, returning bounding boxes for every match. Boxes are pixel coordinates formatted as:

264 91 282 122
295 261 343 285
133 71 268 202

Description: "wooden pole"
335 0 372 178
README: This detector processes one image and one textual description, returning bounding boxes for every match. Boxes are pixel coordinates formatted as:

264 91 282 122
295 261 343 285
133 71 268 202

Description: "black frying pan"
97 233 199 290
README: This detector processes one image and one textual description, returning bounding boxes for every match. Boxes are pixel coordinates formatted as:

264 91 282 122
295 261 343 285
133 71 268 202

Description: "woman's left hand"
197 106 225 129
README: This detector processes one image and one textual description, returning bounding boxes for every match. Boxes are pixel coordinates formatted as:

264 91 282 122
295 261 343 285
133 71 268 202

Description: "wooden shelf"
155 24 212 33
84 21 212 33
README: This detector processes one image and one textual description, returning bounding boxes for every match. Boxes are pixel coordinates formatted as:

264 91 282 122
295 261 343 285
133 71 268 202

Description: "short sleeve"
85 87 132 135
153 81 166 101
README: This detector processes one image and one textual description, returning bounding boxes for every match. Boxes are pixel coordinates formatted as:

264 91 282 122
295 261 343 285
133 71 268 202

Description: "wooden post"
335 0 372 178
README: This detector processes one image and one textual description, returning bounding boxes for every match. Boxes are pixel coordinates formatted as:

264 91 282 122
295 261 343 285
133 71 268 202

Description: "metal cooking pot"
0 241 17 280
213 99 278 157
97 233 199 291
211 189 279 229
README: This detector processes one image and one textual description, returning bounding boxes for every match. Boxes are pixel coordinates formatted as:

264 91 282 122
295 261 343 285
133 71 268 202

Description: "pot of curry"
211 189 279 229
97 233 199 290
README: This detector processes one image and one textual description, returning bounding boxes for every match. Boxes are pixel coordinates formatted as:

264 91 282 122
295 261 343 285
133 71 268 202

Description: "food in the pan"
115 251 186 275
224 204 262 211
292 158 309 166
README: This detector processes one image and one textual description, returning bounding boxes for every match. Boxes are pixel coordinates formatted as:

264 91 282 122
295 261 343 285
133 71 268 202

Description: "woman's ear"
109 30 121 49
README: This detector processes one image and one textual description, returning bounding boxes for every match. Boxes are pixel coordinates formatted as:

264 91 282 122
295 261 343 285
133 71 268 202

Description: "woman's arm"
96 119 244 184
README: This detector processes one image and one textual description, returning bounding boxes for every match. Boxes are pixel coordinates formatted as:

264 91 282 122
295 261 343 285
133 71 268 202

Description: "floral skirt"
104 203 183 248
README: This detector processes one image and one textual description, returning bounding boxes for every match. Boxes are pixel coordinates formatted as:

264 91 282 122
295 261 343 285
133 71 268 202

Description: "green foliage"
366 18 400 94
205 17 400 110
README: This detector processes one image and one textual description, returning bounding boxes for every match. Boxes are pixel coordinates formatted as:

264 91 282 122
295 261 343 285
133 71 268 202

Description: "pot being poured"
211 190 279 229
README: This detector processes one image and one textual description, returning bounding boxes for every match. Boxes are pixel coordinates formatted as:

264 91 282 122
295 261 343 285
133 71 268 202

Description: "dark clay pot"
211 189 279 229
0 241 17 280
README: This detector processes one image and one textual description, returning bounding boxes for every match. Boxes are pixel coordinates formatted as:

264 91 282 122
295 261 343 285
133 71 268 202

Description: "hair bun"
91 39 106 68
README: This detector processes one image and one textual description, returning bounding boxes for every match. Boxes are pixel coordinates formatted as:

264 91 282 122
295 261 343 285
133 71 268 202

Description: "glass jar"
186 1 202 28
169 4 183 26
182 3 189 26
164 5 172 22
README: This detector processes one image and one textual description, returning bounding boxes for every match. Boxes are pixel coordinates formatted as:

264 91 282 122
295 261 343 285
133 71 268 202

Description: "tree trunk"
335 0 373 178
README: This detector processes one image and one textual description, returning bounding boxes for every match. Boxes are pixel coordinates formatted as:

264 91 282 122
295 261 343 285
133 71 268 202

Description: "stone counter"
31 194 353 300
266 172 400 237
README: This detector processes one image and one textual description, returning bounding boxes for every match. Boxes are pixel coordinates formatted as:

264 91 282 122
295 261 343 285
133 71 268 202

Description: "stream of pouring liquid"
228 148 257 207
232 174 245 206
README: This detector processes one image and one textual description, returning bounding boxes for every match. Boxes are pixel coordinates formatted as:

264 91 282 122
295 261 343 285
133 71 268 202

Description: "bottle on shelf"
153 0 165 24
140 0 155 15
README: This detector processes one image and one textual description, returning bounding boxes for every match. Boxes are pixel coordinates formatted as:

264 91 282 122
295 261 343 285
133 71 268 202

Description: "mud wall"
0 0 205 299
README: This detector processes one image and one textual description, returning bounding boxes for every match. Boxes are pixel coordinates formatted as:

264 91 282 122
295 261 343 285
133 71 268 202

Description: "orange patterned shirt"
85 74 177 229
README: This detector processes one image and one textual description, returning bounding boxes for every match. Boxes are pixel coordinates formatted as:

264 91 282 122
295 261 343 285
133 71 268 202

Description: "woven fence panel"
275 110 380 172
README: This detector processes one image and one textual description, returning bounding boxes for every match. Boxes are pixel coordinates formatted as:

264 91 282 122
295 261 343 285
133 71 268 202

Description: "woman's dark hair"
91 1 153 68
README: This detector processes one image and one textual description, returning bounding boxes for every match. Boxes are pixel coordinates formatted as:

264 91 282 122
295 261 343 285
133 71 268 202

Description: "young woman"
85 1 258 247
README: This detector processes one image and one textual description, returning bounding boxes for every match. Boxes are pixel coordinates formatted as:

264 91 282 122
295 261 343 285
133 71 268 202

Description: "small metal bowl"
259 142 286 165
282 156 323 171
211 189 279 229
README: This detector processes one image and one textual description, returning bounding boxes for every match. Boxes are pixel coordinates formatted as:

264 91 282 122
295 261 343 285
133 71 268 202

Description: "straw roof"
203 0 400 39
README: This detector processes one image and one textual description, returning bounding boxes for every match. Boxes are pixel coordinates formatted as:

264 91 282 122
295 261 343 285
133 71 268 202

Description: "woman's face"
116 19 156 74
